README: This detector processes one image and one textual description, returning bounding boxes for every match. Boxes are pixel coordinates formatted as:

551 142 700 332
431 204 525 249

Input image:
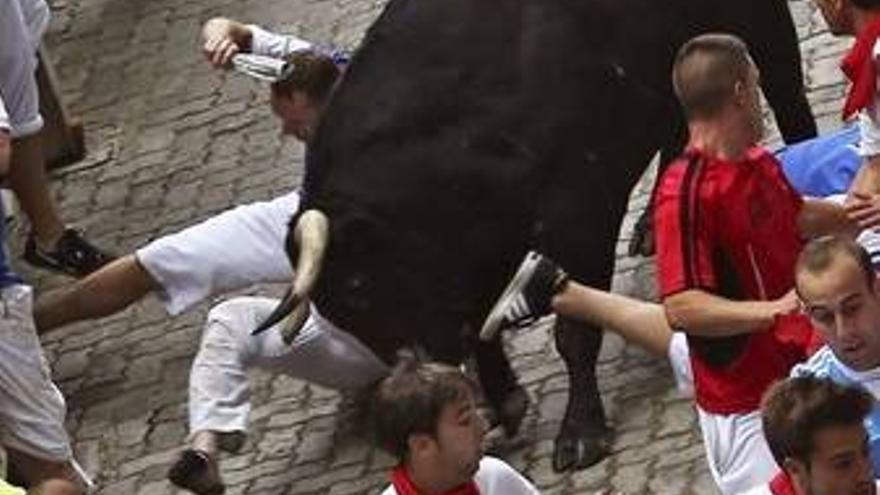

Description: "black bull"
283 0 816 472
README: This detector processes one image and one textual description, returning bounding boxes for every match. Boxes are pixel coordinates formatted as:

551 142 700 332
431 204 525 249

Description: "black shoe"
24 228 115 277
479 251 568 341
167 449 225 495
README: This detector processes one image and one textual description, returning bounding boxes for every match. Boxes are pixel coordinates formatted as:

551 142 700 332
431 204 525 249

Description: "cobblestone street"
20 0 856 493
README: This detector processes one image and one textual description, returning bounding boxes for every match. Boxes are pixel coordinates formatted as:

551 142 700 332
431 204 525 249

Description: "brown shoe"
167 449 225 495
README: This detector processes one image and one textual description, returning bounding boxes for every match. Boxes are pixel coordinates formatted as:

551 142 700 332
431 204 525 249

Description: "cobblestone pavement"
21 0 853 493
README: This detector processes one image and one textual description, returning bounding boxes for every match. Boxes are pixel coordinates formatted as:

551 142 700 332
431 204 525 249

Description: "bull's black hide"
295 0 815 472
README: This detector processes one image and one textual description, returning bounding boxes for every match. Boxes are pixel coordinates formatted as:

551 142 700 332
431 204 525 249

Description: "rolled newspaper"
231 53 291 83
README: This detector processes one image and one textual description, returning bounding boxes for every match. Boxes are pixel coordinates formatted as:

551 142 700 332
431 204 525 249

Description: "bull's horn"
291 209 330 298
251 209 329 337
251 289 312 341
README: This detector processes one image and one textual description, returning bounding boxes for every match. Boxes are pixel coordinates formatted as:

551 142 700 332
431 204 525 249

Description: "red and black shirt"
655 146 817 414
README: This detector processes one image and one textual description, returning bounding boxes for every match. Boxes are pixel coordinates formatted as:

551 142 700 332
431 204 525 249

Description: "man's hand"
201 17 253 68
845 191 880 231
769 290 799 319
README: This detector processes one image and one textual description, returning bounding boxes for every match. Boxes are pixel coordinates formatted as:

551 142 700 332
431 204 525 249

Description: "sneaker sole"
479 251 541 341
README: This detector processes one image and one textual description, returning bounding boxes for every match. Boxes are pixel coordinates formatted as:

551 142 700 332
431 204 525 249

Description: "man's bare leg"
9 133 64 248
33 255 159 333
552 282 672 358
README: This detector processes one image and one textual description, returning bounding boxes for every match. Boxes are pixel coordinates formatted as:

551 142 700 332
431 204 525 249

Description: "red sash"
390 466 480 495
841 19 880 120
768 471 798 495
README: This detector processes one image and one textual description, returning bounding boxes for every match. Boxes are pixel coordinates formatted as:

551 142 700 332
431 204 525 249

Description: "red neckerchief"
768 471 798 495
841 18 880 120
390 465 480 495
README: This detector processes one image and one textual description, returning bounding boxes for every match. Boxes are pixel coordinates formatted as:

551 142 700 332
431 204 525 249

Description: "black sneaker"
479 251 569 341
167 449 225 495
24 228 115 277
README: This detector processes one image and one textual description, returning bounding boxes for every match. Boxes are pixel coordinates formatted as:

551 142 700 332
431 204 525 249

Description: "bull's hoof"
552 424 611 472
497 386 530 436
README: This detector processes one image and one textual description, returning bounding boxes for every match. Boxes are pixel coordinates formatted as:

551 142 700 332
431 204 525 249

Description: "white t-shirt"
379 457 540 495
248 24 313 59
0 0 49 138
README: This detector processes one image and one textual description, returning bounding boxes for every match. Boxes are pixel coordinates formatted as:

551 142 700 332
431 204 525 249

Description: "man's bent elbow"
662 295 693 330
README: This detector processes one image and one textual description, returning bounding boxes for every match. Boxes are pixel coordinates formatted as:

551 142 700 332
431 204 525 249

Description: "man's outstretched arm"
663 288 797 337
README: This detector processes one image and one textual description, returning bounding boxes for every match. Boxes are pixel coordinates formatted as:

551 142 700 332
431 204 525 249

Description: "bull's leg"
552 316 610 472
748 0 816 144
474 337 529 436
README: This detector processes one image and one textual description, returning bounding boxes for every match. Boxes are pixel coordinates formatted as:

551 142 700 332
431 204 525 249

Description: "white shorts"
0 0 48 139
667 333 777 494
0 285 71 463
188 297 389 439
136 191 299 315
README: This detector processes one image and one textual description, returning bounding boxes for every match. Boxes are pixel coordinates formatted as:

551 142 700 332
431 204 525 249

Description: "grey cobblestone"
22 0 851 492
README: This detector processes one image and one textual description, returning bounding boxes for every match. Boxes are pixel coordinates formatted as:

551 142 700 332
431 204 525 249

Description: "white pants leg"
188 297 389 441
667 333 777 494
136 191 299 315
697 408 778 495
0 285 71 463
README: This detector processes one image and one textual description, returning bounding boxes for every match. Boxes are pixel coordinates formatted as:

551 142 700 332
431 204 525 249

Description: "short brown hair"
271 50 341 104
672 33 753 119
761 376 873 467
370 361 476 461
795 235 875 293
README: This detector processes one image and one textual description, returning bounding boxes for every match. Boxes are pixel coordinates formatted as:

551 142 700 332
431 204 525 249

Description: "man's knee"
205 298 267 329
201 298 267 352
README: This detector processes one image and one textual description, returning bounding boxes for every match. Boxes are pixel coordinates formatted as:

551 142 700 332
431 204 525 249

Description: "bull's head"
256 0 683 358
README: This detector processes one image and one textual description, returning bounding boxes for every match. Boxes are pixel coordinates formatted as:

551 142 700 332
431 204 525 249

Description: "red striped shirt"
655 146 816 413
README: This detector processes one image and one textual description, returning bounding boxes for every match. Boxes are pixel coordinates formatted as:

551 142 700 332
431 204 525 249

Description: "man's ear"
784 457 810 492
407 433 434 459
732 80 747 107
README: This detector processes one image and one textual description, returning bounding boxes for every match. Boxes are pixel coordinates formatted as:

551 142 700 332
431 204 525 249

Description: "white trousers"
0 0 48 138
188 297 389 442
137 191 298 315
0 285 70 463
667 333 778 495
